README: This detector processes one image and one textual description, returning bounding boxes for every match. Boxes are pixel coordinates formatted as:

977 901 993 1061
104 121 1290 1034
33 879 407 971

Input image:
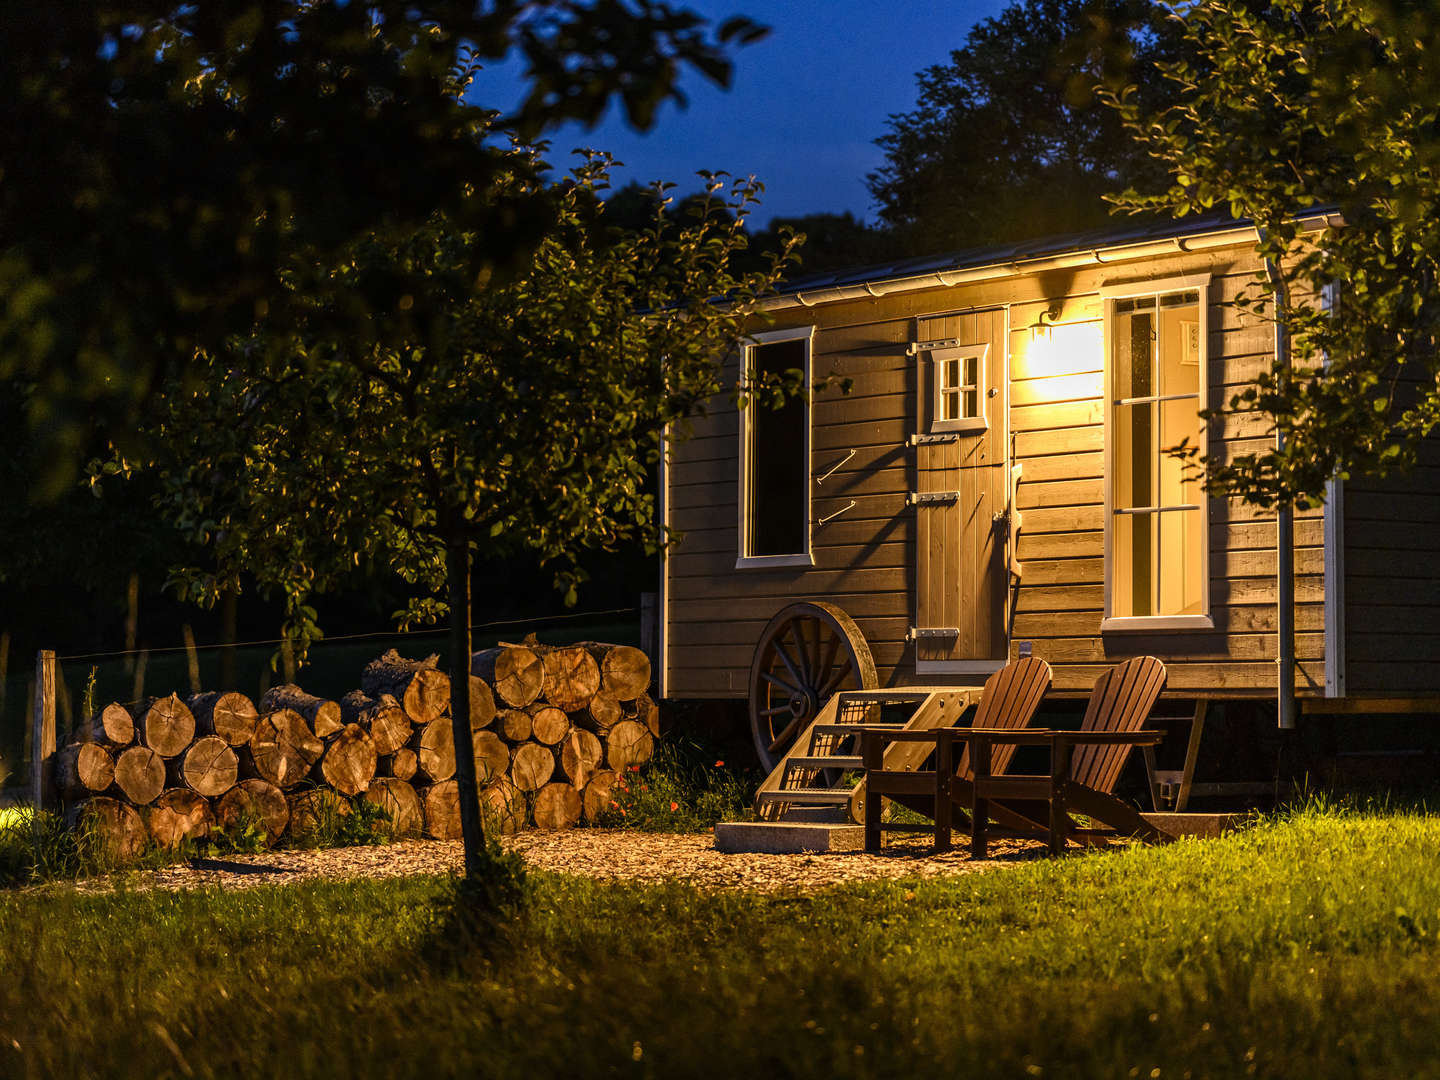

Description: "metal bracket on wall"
907 627 961 641
817 500 856 526
907 490 962 506
907 432 960 446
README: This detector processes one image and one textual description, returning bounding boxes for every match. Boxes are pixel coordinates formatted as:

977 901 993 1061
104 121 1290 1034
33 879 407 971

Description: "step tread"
786 755 864 770
756 789 855 805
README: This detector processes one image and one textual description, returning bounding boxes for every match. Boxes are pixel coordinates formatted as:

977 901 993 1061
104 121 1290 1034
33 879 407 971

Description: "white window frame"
736 325 815 569
930 344 989 434
1100 273 1213 632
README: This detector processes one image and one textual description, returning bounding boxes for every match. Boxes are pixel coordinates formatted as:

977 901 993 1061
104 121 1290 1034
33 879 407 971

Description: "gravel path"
71 830 1052 894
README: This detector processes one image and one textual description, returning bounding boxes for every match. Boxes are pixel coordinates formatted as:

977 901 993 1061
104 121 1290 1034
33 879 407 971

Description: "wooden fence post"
30 650 56 812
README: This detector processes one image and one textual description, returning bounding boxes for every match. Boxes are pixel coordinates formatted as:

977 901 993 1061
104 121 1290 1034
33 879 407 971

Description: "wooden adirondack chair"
967 655 1172 853
861 656 1052 849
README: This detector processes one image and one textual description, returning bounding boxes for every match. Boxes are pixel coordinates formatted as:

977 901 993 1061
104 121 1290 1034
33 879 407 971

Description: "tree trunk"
446 537 485 877
56 742 116 798
216 779 289 844
481 778 524 835
575 641 652 701
510 741 554 792
471 645 544 708
578 689 622 734
497 708 532 743
319 723 378 796
245 709 319 788
169 735 239 797
533 782 582 830
132 694 196 758
187 691 259 746
471 730 511 784
363 777 423 837
559 728 604 789
413 718 456 784
261 684 343 738
380 748 419 782
582 770 621 823
361 649 450 726
339 691 412 755
421 779 463 840
539 645 601 712
219 588 238 691
70 797 146 863
605 720 655 773
85 703 135 748
528 705 570 746
146 789 213 849
112 745 166 805
629 692 662 738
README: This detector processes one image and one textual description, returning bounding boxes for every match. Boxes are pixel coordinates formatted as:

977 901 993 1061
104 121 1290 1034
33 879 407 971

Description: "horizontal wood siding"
1343 426 1440 695
664 244 1331 698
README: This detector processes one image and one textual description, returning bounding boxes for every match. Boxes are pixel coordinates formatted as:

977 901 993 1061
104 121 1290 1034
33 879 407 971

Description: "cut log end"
187 691 259 746
172 735 239 798
510 742 554 792
216 779 289 845
533 782 582 830
320 724 378 797
363 777 423 837
146 789 214 849
134 694 197 758
71 798 147 863
605 720 655 774
113 745 166 806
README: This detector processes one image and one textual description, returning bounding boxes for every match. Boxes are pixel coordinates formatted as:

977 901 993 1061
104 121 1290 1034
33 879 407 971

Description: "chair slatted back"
958 656 1053 778
1070 656 1167 792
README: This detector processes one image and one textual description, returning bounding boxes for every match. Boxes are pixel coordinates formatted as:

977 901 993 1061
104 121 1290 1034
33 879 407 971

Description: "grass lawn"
2 802 1439 1078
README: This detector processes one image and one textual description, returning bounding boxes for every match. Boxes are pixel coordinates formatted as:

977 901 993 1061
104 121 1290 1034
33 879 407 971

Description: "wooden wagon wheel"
748 601 877 773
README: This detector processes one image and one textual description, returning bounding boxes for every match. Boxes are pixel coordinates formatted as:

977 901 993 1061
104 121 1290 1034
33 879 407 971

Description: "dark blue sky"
469 2 1011 227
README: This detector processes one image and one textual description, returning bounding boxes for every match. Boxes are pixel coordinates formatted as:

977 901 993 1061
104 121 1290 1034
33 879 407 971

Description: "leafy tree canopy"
1108 0 1440 507
868 0 1183 252
1 1 765 487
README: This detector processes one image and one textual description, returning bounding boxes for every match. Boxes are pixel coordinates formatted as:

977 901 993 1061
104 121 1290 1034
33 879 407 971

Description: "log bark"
573 642 652 701
471 646 544 708
319 724 378 797
361 649 450 725
510 741 554 792
363 777 423 837
481 778 524 835
85 703 135 748
70 798 147 862
533 782 582 830
539 646 601 712
288 789 351 839
421 780 463 839
582 770 621 823
528 705 570 746
380 748 419 782
261 684 343 738
169 735 239 797
131 694 196 758
605 720 655 773
216 779 289 844
497 708 532 743
468 676 497 729
559 728 604 789
187 691 259 746
56 742 115 798
146 789 214 849
413 718 456 784
245 709 320 789
113 745 166 805
472 730 510 784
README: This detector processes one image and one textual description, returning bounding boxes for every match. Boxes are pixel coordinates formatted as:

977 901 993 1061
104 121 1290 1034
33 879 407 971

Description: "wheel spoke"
772 638 805 692
760 669 800 696
815 631 841 696
819 659 854 699
759 704 791 717
767 715 804 756
788 621 811 686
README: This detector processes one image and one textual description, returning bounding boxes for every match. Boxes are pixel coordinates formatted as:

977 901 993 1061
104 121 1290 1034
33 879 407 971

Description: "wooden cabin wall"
1342 423 1440 695
663 243 1328 698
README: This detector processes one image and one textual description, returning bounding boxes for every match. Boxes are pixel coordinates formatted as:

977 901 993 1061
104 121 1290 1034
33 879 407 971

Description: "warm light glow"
1024 320 1101 379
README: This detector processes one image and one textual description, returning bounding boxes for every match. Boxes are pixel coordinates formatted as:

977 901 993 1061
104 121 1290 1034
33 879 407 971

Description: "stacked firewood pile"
56 640 656 857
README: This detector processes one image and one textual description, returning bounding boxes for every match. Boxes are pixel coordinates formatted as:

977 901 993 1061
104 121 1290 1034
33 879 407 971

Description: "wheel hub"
788 687 818 720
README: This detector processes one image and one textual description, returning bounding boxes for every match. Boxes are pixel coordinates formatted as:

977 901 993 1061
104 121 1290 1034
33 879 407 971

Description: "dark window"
746 338 808 556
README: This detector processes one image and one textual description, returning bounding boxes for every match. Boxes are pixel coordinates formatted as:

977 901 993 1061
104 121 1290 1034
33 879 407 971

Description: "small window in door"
931 345 988 433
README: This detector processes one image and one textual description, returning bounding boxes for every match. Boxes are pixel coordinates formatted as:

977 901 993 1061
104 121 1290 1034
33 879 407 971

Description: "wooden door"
910 308 1009 674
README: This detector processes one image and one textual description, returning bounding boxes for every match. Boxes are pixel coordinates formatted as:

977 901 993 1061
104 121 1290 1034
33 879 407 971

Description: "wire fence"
0 605 646 786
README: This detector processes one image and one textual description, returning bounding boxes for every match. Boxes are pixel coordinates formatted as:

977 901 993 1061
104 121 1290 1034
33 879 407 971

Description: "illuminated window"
931 345 987 432
737 326 812 567
1103 278 1210 628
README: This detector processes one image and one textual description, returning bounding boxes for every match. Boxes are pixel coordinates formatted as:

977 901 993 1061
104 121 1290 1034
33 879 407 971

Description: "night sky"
468 1 1012 227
